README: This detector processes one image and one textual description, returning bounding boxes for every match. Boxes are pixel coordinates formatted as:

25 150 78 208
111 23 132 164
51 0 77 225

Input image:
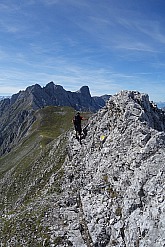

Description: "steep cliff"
0 91 165 247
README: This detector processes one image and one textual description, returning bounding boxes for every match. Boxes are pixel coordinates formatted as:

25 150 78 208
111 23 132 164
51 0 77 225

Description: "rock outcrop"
1 90 165 247
57 90 165 246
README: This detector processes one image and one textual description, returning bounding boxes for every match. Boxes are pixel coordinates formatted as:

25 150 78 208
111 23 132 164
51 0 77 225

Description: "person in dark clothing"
72 112 87 143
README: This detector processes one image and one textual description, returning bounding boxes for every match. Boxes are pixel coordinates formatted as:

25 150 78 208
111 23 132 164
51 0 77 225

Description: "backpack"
74 114 81 125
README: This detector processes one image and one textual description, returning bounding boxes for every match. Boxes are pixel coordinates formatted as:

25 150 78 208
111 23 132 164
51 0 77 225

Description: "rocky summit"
0 90 165 247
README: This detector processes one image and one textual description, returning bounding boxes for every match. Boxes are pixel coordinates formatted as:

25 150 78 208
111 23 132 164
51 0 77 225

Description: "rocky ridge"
1 90 165 247
55 91 165 246
56 90 165 247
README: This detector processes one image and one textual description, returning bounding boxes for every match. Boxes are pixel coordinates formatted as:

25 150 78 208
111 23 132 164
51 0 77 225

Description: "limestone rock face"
60 90 165 246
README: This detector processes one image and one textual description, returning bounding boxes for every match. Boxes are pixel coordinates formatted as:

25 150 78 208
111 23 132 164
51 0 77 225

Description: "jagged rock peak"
26 83 42 93
44 81 64 91
107 90 149 108
106 90 165 132
76 85 91 95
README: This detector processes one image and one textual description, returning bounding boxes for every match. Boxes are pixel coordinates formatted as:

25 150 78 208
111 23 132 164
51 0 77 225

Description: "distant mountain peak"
45 81 63 89
76 85 90 94
26 83 42 93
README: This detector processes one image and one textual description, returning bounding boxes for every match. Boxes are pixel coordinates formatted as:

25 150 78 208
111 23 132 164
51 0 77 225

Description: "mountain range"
0 86 165 246
0 82 110 156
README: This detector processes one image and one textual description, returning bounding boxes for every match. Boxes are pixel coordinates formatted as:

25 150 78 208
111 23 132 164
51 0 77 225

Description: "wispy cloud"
114 41 157 53
0 0 165 102
0 3 12 11
0 20 20 33
0 2 21 12
0 48 10 59
114 14 165 49
0 59 164 101
39 0 60 5
0 56 154 96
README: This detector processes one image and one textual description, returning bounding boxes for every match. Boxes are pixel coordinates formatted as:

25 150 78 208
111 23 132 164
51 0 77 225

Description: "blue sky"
0 0 165 101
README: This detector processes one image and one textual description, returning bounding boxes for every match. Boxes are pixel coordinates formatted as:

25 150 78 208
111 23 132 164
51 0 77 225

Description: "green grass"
0 106 76 211
0 106 93 245
0 106 75 173
2 205 51 246
33 106 75 145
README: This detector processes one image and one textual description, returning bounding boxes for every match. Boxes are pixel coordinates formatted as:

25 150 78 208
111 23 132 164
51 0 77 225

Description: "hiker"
72 112 87 142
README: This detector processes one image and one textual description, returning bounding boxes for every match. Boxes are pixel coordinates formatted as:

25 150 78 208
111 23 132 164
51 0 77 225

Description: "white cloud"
0 0 165 103
0 2 20 12
0 86 23 95
0 62 164 101
114 41 157 53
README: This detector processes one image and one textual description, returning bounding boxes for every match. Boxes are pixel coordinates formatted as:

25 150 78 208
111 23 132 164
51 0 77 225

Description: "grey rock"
62 90 165 246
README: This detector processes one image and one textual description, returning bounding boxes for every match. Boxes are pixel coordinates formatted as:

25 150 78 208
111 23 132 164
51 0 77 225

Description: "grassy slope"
0 106 74 174
0 106 93 246
0 106 76 209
